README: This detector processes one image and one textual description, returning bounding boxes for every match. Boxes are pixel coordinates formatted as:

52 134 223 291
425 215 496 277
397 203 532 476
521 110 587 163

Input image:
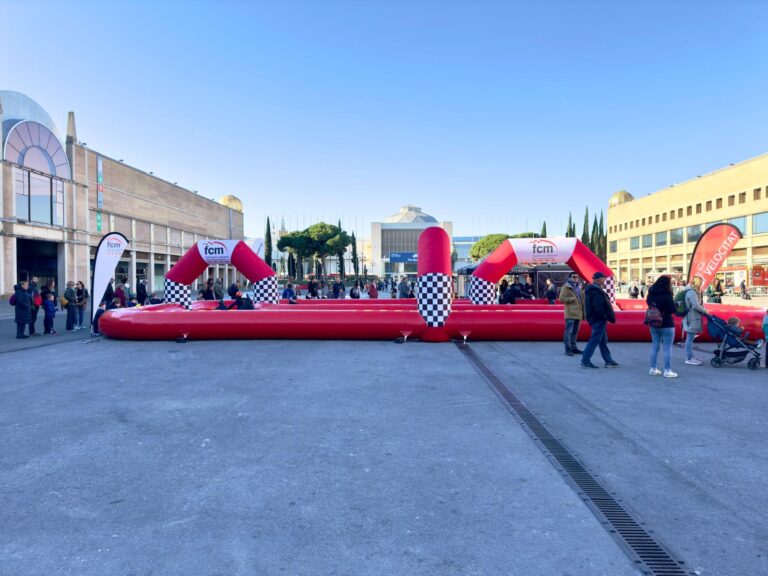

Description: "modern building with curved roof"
1 91 245 297
371 205 452 277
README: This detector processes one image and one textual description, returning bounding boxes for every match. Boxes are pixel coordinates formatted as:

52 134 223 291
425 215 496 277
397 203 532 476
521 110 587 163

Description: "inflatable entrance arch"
468 237 614 304
164 240 277 307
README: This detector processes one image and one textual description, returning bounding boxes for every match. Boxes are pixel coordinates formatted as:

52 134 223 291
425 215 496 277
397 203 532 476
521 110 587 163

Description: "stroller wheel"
748 357 760 370
711 357 723 368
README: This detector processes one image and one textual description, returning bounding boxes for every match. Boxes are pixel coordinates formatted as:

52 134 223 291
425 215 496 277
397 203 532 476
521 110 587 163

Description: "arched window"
4 120 71 179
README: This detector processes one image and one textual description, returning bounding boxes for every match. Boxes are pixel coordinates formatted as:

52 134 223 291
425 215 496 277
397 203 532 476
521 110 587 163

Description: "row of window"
611 217 753 253
14 167 64 226
609 187 765 233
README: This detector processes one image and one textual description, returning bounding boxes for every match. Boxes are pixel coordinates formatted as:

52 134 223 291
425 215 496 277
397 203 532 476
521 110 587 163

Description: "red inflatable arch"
164 240 277 307
468 237 614 304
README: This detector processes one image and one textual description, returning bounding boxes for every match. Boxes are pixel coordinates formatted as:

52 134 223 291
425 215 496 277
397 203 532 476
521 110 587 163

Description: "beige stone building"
1 90 244 298
606 153 768 289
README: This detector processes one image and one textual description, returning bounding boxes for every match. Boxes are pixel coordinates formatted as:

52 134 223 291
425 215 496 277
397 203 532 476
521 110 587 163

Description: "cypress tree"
598 211 606 260
566 213 573 237
351 232 359 278
581 207 590 246
264 217 273 267
540 221 547 238
590 215 598 252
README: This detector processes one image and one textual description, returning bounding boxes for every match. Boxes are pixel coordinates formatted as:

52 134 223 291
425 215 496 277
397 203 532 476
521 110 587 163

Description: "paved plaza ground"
1 302 767 575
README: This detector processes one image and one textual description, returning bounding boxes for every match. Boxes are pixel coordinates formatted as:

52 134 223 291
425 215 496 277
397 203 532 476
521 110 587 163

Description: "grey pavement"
0 326 766 575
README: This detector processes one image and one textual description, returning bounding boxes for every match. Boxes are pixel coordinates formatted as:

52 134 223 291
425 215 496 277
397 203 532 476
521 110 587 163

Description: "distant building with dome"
370 205 452 277
1 90 244 297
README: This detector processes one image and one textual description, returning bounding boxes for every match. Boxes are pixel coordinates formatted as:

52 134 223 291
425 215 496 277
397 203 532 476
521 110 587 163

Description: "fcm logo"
106 240 123 249
531 239 557 255
199 241 232 262
204 244 226 256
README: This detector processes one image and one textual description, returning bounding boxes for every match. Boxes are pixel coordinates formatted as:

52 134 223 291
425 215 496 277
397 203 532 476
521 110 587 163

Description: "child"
92 301 107 336
43 292 57 334
727 317 763 348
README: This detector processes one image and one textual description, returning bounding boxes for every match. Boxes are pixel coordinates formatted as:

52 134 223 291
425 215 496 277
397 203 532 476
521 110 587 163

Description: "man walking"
581 272 618 369
559 272 584 356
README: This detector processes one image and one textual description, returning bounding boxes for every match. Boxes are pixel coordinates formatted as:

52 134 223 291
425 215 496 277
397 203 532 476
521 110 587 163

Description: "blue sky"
3 0 767 239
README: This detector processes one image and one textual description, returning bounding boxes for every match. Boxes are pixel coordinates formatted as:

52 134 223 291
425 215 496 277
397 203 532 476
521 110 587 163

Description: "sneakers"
564 350 574 356
604 360 619 367
572 348 584 354
663 369 678 378
755 339 764 350
580 362 599 369
685 358 703 365
649 368 662 376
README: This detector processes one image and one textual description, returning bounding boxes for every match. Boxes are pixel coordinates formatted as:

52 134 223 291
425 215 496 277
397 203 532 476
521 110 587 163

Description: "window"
642 234 653 248
609 240 617 253
655 231 667 246
728 195 735 207
687 225 703 243
642 218 646 226
662 213 667 222
739 192 746 204
655 215 660 223
630 236 640 250
677 208 683 218
754 188 762 201
14 168 29 221
630 221 634 229
716 198 723 209
13 167 64 226
670 210 675 220
729 216 746 234
687 206 692 216
753 212 768 234
706 200 712 211
670 228 684 245
696 203 702 214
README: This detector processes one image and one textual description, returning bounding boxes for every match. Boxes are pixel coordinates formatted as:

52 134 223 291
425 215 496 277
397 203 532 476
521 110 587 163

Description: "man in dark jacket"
137 280 148 305
103 278 115 304
228 280 241 299
13 281 32 339
581 272 618 369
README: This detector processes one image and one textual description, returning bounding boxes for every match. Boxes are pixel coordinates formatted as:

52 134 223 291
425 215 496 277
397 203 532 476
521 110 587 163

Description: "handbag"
644 303 663 328
59 295 69 307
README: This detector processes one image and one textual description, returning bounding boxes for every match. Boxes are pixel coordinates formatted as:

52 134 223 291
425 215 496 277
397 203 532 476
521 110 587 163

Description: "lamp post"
360 253 367 280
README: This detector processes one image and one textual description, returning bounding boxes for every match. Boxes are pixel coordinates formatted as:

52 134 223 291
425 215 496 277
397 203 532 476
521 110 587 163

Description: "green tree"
278 231 311 280
264 217 273 267
590 215 598 253
581 207 590 247
350 232 359 278
598 211 606 261
469 234 512 261
540 221 547 238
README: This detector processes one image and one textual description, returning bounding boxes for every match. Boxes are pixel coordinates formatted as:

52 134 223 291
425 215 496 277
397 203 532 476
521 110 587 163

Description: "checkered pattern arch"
164 278 191 309
251 275 279 304
469 276 496 305
417 273 452 327
604 276 616 303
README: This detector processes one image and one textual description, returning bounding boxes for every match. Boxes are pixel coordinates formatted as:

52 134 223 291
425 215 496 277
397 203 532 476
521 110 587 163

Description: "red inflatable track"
99 299 765 342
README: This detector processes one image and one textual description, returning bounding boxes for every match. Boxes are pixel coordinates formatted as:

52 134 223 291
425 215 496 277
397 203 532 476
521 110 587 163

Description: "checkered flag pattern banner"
251 275 279 303
469 276 496 305
417 273 453 327
164 278 191 309
604 276 616 303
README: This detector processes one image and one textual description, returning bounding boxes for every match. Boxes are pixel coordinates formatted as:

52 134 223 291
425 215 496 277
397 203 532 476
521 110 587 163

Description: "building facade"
1 90 244 297
606 153 768 289
370 205 453 277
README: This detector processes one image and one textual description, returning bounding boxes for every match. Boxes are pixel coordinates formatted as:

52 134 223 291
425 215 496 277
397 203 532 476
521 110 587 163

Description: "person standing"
63 281 78 331
43 292 57 334
368 280 378 299
497 278 509 304
522 274 535 299
103 277 115 304
137 279 148 305
397 277 410 299
75 281 89 329
646 276 677 378
682 279 707 365
213 278 224 300
545 278 557 304
13 280 32 339
349 281 361 299
581 272 618 369
559 272 584 356
29 276 42 336
202 279 215 300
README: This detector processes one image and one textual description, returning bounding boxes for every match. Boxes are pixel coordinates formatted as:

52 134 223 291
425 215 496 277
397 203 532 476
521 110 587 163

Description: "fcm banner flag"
92 232 129 322
687 223 742 291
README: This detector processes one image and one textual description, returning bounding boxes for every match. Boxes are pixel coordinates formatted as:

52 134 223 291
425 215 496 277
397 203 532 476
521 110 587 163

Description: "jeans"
66 304 76 331
44 316 55 333
76 305 86 328
685 331 697 360
650 326 674 371
564 319 580 352
582 321 613 364
30 306 39 334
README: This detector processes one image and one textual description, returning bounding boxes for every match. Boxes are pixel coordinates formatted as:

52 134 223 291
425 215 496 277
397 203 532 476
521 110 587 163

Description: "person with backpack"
646 276 677 378
677 279 708 365
349 281 361 299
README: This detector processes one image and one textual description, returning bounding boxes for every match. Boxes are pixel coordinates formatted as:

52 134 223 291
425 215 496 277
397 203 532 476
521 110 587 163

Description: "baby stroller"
705 314 762 370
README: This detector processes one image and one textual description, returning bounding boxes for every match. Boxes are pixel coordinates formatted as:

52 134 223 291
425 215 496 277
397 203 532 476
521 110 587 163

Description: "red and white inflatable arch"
164 240 277 307
469 237 614 304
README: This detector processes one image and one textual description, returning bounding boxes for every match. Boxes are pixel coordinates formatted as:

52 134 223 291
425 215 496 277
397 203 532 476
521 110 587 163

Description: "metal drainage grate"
457 342 694 576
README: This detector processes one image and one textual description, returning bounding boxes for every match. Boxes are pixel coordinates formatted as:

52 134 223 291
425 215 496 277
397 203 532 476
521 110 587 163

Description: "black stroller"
705 313 763 370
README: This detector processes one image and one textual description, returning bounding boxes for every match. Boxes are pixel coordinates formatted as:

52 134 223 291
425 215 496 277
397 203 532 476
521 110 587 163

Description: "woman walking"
646 276 677 378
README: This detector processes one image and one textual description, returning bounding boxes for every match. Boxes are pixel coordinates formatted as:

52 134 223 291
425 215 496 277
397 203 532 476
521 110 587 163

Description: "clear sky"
3 0 767 239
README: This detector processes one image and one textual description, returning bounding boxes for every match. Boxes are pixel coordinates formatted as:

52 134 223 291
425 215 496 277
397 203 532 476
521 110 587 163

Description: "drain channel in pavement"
456 342 693 576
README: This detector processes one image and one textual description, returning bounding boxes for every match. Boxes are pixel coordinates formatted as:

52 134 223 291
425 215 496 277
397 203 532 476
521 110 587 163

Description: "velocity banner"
92 232 129 322
687 223 742 291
